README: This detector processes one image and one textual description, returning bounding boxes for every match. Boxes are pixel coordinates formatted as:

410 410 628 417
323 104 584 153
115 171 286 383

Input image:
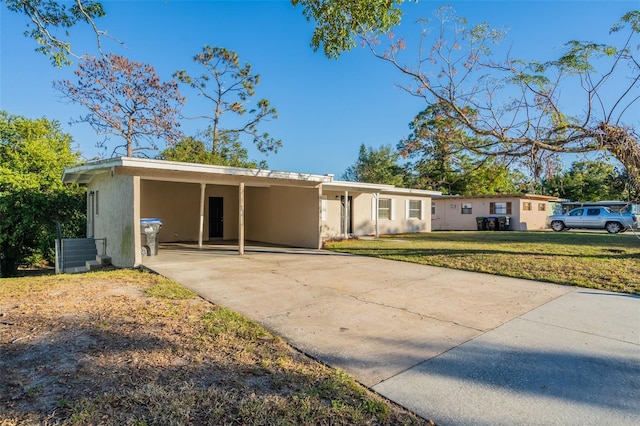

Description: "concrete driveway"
143 244 640 425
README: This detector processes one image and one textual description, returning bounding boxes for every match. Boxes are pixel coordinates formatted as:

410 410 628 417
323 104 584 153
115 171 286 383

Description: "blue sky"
1 0 637 177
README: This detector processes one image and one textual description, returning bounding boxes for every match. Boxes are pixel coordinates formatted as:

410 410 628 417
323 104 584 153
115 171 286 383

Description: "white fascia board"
433 193 560 201
324 180 441 196
63 157 334 185
323 180 396 193
62 157 124 184
380 187 442 197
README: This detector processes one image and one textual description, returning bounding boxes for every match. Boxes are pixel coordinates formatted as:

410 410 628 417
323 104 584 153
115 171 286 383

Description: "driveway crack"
349 294 484 333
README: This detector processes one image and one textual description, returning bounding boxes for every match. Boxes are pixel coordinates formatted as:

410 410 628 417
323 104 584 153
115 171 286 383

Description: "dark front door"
209 197 224 238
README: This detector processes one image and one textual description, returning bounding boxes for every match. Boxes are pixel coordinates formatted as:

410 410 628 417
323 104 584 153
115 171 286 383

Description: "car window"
587 208 600 216
569 209 583 216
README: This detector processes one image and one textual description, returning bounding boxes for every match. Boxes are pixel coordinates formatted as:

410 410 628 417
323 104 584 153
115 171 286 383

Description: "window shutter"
490 202 495 215
405 199 410 220
421 200 426 220
371 197 377 220
391 199 397 220
507 202 512 215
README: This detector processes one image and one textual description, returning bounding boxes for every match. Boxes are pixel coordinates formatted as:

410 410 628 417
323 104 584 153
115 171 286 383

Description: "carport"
62 157 333 267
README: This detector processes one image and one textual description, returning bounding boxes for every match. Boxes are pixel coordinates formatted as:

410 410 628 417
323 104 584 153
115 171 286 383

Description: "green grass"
325 231 640 295
144 275 197 299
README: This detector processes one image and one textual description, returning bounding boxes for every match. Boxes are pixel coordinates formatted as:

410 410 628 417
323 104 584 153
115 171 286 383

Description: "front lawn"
0 270 430 425
324 231 640 295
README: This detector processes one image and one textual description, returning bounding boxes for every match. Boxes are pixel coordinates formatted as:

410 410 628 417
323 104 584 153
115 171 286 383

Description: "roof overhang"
63 157 443 196
433 193 561 201
63 157 334 188
323 180 441 197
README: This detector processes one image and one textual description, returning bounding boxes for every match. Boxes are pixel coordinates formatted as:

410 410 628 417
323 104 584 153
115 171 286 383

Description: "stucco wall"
431 197 551 231
517 199 551 231
244 187 271 243
88 173 139 268
140 181 240 242
321 191 431 238
245 186 321 248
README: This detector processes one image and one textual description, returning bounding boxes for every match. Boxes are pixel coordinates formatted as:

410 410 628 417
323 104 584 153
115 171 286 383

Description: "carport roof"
63 157 335 187
62 157 442 196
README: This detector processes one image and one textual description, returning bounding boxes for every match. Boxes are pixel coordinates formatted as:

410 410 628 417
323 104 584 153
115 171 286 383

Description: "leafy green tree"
542 160 632 201
174 46 281 156
159 133 266 169
1 0 118 67
365 7 640 199
292 0 406 59
400 105 524 195
55 53 185 157
342 144 407 186
0 111 85 277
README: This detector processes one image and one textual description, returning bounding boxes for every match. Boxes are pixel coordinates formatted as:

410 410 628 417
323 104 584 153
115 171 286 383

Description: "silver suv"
548 207 637 234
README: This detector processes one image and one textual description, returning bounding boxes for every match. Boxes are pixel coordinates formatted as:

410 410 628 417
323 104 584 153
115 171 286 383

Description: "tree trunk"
126 116 134 157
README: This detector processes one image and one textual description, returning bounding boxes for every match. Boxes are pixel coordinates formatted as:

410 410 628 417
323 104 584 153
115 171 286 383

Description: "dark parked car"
547 206 638 234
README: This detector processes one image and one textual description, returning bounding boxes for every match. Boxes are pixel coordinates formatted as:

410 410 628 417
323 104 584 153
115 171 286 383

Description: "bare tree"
55 53 185 157
174 46 281 156
366 7 640 197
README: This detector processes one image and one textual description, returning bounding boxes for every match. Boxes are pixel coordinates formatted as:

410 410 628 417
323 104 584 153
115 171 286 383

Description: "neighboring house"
62 157 440 268
431 194 561 231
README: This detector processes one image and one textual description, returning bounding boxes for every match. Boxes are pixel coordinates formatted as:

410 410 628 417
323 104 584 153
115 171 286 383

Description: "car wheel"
605 222 622 234
551 221 565 232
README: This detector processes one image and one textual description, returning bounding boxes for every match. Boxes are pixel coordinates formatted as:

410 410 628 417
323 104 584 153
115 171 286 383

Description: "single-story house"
62 157 440 268
431 194 561 231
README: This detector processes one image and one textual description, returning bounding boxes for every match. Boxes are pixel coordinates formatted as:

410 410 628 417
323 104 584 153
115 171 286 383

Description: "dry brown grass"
0 269 432 425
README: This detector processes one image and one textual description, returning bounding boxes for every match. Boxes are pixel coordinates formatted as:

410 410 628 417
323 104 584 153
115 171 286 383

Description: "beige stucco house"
431 194 561 231
62 157 440 268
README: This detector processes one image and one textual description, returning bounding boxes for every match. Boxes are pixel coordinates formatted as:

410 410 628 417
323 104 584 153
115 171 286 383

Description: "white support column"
239 181 245 255
343 190 349 239
374 192 379 238
317 185 323 249
198 183 206 248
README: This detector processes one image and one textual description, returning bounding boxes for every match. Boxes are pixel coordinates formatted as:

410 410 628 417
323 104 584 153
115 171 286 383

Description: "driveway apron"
143 248 640 426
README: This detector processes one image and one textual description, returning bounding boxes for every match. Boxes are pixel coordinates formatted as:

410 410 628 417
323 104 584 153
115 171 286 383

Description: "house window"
490 202 512 215
538 203 546 211
523 202 532 211
461 203 473 214
449 203 457 209
408 200 422 219
431 202 436 215
378 198 391 219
